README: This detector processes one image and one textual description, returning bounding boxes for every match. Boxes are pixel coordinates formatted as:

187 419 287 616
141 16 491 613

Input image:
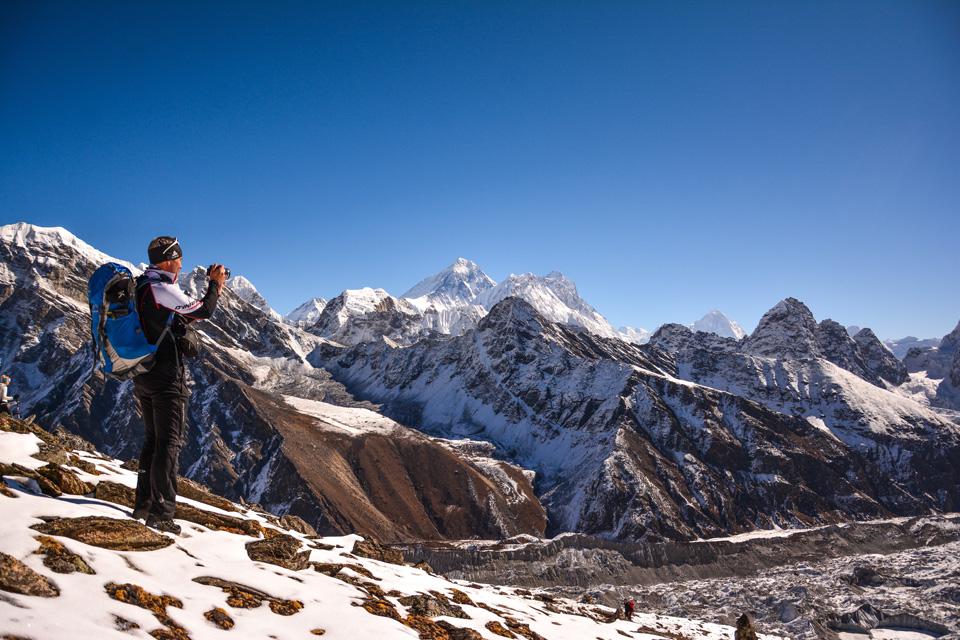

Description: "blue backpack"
88 263 173 380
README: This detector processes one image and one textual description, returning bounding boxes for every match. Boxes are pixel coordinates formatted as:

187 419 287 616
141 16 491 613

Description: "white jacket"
0 383 12 403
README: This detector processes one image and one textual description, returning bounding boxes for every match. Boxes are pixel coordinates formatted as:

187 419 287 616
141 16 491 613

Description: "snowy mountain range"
2 222 959 549
288 257 739 347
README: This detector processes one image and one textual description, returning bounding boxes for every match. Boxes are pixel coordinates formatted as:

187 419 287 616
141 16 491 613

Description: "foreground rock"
352 539 405 565
30 516 174 551
0 551 60 597
34 535 95 574
245 533 310 570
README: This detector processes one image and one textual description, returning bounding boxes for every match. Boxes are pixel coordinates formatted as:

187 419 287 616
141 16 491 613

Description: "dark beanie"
147 236 183 264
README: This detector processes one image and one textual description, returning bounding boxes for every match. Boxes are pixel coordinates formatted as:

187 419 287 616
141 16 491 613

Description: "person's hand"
208 264 228 288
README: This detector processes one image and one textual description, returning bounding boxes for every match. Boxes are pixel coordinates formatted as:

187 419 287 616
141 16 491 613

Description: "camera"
207 264 231 280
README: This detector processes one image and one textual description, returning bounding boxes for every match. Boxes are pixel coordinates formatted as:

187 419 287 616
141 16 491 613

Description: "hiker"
623 597 635 621
132 236 227 534
0 375 16 415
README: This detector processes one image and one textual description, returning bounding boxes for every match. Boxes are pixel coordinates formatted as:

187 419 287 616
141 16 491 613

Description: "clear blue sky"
2 1 957 339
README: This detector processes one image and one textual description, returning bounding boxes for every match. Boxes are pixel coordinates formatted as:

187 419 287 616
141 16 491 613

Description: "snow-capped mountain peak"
0 221 135 272
226 274 282 322
618 326 651 344
691 309 746 340
285 296 328 327
401 257 496 304
743 297 820 358
475 271 619 339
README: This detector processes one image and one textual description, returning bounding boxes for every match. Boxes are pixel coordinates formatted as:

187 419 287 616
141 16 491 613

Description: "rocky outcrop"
30 517 174 551
34 535 95 574
245 534 311 570
0 551 60 597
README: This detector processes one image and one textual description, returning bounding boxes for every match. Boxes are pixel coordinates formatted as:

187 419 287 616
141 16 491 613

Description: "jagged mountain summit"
284 296 328 327
690 309 746 340
402 257 496 305
298 259 627 346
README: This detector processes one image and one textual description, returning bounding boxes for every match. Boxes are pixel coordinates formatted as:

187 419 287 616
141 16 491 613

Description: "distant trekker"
0 375 16 415
624 597 635 621
132 236 227 534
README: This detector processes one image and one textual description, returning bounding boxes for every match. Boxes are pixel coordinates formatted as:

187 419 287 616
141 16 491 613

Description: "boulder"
30 517 174 551
397 593 469 619
34 535 95 574
351 539 404 565
278 514 317 536
34 463 93 495
735 613 759 640
203 607 234 629
245 533 310 570
0 551 60 597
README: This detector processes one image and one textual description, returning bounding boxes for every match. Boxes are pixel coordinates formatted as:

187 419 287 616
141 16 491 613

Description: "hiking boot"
131 508 150 521
145 516 181 535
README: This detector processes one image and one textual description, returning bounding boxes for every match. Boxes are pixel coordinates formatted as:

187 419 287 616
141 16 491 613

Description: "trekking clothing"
135 267 220 375
624 599 635 621
0 382 12 415
132 265 220 520
146 515 182 535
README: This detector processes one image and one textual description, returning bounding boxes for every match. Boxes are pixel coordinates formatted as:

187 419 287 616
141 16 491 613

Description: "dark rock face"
852 328 908 385
742 299 906 386
0 551 60 597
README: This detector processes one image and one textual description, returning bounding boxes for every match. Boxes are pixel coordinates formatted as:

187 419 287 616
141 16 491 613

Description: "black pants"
133 367 189 519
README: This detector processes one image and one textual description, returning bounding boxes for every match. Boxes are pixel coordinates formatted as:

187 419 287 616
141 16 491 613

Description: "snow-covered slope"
0 417 777 640
285 296 328 327
401 258 494 336
690 310 746 340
